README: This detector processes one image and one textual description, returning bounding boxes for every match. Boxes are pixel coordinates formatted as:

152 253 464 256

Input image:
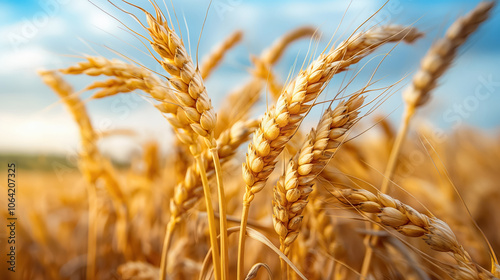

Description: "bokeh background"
1 0 499 162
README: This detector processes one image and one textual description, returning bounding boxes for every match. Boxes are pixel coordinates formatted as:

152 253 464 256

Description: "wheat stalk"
200 30 243 80
61 53 221 279
237 25 422 280
61 54 220 277
216 26 316 136
39 70 129 279
382 0 495 194
135 6 236 277
331 187 494 280
60 56 201 147
253 26 318 100
273 93 364 262
364 2 496 277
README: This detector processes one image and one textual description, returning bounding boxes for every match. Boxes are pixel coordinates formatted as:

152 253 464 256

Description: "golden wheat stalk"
200 30 243 80
60 56 201 149
272 92 364 271
237 25 422 279
362 2 496 277
382 0 495 194
135 6 234 277
253 26 318 100
60 54 221 279
216 26 317 136
332 187 494 280
161 119 258 274
39 70 129 279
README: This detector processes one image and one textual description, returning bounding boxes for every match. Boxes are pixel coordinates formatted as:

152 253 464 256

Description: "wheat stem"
195 153 222 280
280 258 287 280
39 70 129 279
140 7 228 276
210 148 229 279
381 0 496 192
159 219 178 280
359 231 374 278
237 202 250 279
86 181 97 280
380 106 414 194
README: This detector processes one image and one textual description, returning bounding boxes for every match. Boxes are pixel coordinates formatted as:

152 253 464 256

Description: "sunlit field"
1 1 500 279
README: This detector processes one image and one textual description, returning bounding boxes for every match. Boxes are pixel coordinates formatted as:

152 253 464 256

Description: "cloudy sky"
1 0 499 160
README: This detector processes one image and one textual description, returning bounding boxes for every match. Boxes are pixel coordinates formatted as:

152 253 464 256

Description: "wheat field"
2 1 500 280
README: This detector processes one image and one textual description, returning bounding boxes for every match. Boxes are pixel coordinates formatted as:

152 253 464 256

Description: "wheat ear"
216 26 316 135
60 56 201 147
382 0 495 193
273 93 364 269
59 56 202 148
362 2 496 277
237 25 422 280
332 187 494 280
39 70 98 280
137 6 236 277
253 26 318 100
39 70 129 279
61 55 220 279
200 30 243 80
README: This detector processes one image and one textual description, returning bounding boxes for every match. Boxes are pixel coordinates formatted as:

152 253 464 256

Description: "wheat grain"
403 1 495 108
332 187 494 280
273 92 364 257
238 25 421 279
369 4 496 276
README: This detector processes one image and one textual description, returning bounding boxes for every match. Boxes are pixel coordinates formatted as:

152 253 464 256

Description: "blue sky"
1 0 499 159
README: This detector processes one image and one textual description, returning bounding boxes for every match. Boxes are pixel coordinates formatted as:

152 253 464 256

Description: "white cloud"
0 106 175 161
87 10 120 34
43 17 68 36
0 46 55 74
0 113 79 155
0 7 69 49
64 0 121 34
